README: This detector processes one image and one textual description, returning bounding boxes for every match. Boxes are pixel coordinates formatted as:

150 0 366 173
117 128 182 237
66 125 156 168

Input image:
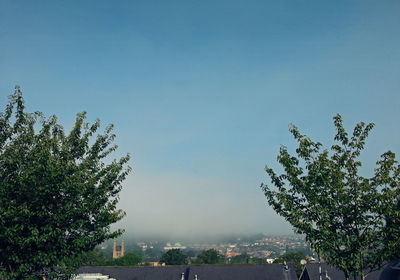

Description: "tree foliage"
273 252 306 276
261 115 399 279
113 252 142 266
230 254 250 264
70 248 142 267
273 251 305 264
69 248 110 267
0 88 131 279
193 249 225 265
159 249 188 265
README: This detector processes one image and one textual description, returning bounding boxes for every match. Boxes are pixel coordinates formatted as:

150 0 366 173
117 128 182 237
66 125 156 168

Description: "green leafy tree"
261 115 399 280
71 249 142 267
75 248 110 266
144 247 163 262
184 250 198 259
159 249 188 265
193 249 225 264
114 252 142 266
249 257 264 265
273 252 306 276
0 88 131 279
230 254 250 264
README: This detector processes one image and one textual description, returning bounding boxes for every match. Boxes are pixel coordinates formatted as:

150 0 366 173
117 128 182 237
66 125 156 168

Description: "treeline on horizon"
108 232 301 245
80 248 305 265
78 248 306 276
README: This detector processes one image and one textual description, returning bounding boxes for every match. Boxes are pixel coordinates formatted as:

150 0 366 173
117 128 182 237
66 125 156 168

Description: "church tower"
112 239 125 259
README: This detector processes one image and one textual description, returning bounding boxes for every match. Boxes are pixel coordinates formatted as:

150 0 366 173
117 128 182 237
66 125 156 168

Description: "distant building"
163 242 187 251
147 262 166 267
112 240 125 259
74 273 116 280
226 252 241 258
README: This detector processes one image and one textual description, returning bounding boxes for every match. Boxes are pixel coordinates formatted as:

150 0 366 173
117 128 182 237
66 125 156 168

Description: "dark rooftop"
78 264 297 280
299 263 392 280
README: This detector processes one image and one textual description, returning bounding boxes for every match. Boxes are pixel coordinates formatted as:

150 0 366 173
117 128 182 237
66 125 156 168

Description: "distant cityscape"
100 234 314 264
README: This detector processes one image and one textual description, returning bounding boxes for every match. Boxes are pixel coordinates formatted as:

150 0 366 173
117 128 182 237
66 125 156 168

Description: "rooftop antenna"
283 261 289 271
318 253 322 280
325 270 331 280
283 261 290 280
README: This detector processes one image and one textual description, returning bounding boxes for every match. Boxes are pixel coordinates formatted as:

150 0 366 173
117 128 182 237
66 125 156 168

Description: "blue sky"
1 0 399 237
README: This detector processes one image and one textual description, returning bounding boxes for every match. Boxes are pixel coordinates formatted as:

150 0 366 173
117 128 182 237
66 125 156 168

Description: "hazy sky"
1 0 399 238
